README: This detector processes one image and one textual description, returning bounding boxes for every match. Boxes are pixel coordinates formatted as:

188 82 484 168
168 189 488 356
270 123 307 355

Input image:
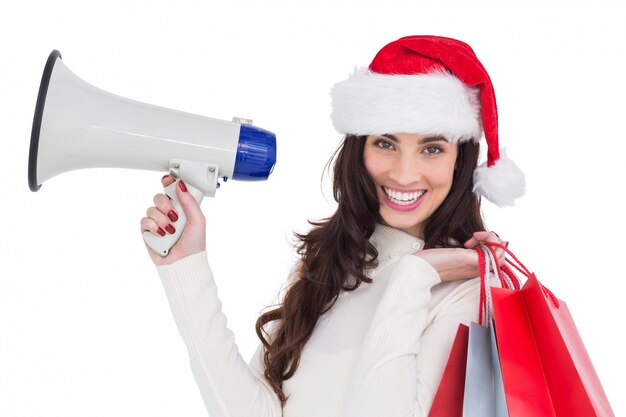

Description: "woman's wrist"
413 248 476 282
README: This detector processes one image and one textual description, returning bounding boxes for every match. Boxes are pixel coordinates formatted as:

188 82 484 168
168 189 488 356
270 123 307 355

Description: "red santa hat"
330 35 525 207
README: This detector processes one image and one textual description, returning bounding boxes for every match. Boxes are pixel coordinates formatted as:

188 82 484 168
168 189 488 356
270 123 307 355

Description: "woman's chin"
379 214 424 237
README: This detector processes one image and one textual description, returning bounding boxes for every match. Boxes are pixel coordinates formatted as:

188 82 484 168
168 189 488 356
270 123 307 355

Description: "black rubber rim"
29 50 62 192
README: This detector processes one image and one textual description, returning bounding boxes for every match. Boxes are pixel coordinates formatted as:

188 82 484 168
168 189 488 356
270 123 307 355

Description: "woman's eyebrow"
381 134 449 144
381 134 400 142
419 135 449 144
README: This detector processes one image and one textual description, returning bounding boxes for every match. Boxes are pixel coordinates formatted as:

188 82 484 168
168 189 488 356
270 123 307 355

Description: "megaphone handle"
142 179 204 257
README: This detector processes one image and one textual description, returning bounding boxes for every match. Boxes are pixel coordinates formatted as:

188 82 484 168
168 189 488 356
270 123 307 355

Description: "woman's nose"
388 155 422 185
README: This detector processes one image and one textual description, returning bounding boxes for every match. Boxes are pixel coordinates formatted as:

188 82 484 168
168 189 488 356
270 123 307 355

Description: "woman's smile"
381 186 427 210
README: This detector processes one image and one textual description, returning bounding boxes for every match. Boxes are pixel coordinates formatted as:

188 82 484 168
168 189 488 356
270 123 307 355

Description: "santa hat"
330 35 525 207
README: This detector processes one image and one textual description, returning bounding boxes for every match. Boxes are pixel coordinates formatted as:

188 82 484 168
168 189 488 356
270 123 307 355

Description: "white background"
1 0 624 415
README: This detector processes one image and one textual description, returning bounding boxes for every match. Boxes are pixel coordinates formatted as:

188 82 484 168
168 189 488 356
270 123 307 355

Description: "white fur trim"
473 148 525 207
330 67 482 140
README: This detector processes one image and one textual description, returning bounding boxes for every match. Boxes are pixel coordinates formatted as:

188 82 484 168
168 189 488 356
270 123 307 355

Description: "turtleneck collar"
369 223 426 271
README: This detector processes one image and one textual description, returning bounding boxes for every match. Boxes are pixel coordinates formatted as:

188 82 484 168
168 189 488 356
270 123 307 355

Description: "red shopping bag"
485 242 615 417
428 323 469 417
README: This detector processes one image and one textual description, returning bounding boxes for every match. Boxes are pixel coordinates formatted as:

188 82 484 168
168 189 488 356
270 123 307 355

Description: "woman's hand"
140 174 207 267
413 231 507 282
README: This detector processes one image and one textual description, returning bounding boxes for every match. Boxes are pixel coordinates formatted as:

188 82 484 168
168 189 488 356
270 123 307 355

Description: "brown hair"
254 134 486 407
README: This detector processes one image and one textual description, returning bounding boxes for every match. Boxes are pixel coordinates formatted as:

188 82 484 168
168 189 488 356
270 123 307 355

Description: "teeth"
383 187 425 204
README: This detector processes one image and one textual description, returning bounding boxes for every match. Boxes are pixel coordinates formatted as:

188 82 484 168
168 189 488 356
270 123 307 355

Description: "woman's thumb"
175 179 204 222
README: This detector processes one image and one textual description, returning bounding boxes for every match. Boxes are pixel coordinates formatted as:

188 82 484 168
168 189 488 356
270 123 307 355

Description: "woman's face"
363 132 458 239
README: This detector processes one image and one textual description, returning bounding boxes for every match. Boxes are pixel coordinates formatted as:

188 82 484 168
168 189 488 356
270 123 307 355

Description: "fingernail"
165 224 176 234
179 180 188 192
162 174 169 181
167 210 178 222
157 227 166 236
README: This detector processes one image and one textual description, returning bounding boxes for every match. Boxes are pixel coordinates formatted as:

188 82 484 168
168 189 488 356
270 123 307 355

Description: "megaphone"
29 50 277 257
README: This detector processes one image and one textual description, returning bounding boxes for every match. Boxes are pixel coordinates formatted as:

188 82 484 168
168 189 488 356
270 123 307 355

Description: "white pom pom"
472 148 525 207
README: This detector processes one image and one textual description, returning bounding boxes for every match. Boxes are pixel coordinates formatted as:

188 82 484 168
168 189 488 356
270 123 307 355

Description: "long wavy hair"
254 134 487 407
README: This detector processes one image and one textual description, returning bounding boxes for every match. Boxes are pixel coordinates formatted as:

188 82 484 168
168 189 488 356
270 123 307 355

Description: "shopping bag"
430 244 511 417
523 274 613 417
490 277 556 416
488 318 508 417
462 246 509 417
428 323 469 417
485 242 615 417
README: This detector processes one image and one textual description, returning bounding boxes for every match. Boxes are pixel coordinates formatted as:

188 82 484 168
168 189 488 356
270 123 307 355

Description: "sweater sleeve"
343 254 447 417
157 251 282 417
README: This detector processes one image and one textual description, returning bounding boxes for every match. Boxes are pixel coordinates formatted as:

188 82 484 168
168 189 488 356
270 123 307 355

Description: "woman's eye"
374 139 395 150
424 145 443 154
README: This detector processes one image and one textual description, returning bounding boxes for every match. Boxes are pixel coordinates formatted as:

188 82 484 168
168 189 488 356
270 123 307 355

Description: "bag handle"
480 242 560 309
477 242 533 325
483 242 532 280
477 246 487 325
477 245 509 325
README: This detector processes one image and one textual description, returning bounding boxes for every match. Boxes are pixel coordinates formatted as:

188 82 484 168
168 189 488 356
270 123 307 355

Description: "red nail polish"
168 210 178 222
165 224 176 234
179 180 188 192
157 227 166 236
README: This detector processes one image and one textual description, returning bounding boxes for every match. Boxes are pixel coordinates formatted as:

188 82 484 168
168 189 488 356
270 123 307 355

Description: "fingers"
141 176 205 236
159 174 204 224
153 193 178 220
141 206 177 235
141 174 207 264
140 179 180 236
161 173 176 187
463 230 508 265
140 216 166 237
463 231 507 247
174 179 206 225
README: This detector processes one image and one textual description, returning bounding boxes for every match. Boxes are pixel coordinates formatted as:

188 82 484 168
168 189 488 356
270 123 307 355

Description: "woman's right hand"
140 174 207 267
413 231 507 282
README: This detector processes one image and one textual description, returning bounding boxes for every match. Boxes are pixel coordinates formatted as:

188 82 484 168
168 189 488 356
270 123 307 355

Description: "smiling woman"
144 35 525 417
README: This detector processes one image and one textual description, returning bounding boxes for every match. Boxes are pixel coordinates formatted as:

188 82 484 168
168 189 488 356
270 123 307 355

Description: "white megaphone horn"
29 50 277 257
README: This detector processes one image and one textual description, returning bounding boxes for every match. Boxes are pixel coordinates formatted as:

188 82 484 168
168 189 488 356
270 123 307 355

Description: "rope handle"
477 245 506 325
482 241 532 280
541 283 560 308
478 241 560 309
478 245 487 325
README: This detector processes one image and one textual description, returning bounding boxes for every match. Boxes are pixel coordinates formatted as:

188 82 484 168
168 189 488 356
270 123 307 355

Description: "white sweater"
157 223 480 417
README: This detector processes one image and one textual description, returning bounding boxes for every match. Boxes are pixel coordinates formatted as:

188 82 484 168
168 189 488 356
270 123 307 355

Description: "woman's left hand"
413 231 507 282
